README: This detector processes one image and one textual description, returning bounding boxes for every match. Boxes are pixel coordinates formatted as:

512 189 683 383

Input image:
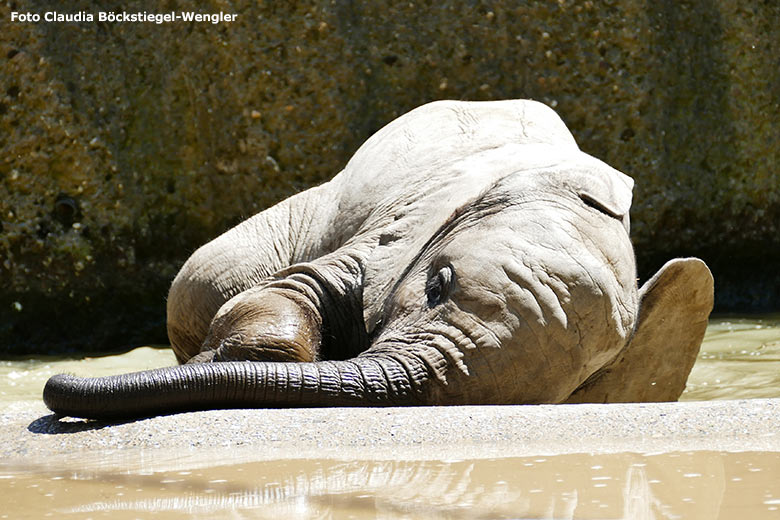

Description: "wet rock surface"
1 1 778 354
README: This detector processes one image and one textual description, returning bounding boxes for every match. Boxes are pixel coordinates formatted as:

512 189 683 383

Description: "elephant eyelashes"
426 265 454 307
579 192 623 220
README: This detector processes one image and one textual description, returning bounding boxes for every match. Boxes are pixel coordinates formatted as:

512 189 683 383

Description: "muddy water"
3 316 779 405
1 316 779 519
0 347 175 407
682 315 780 401
3 451 780 519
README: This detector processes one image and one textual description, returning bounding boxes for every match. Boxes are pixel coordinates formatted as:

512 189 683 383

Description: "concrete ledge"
2 398 779 472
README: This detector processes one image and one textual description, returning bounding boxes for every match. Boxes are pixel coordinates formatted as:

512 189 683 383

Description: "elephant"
43 99 714 419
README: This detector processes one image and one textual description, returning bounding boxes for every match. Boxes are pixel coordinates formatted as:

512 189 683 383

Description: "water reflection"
2 317 780 518
3 451 779 519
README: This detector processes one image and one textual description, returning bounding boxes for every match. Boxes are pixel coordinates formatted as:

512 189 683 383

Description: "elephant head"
43 100 714 419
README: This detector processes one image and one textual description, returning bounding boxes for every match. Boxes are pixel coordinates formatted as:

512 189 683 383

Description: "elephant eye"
426 265 454 307
579 192 623 220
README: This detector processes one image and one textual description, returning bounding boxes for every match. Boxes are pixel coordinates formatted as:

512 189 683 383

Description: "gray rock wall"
1 0 778 354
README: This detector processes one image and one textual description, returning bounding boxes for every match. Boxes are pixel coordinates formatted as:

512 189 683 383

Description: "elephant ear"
565 258 714 403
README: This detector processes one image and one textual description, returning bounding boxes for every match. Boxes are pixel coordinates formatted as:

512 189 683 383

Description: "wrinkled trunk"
43 355 428 419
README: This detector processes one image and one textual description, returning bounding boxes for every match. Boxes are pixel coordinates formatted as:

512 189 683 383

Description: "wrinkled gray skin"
44 100 714 419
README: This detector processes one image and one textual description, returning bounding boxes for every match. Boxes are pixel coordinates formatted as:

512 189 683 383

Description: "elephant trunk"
43 356 426 419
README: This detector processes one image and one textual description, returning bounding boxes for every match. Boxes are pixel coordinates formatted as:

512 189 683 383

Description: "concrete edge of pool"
2 398 779 472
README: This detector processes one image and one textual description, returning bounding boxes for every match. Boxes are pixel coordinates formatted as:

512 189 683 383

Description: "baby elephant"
44 99 714 419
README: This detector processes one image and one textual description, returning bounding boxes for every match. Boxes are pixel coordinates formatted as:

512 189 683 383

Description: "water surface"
682 315 780 401
1 315 779 519
3 316 779 405
3 451 779 519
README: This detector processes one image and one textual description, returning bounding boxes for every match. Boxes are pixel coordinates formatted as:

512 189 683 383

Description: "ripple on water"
682 314 780 401
1 320 779 518
2 451 780 519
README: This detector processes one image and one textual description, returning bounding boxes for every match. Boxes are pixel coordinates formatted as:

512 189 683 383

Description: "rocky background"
1 0 778 354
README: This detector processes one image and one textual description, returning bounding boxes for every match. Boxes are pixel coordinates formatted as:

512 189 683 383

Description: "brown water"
3 316 779 405
682 315 780 401
1 315 779 519
3 451 780 519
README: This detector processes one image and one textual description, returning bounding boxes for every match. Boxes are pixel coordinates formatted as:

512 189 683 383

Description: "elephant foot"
195 286 323 363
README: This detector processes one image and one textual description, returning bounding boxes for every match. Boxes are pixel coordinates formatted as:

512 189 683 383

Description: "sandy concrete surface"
2 398 779 472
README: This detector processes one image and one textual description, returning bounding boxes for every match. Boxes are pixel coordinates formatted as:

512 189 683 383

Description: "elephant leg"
565 258 714 403
166 186 335 363
191 286 323 363
191 245 372 365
